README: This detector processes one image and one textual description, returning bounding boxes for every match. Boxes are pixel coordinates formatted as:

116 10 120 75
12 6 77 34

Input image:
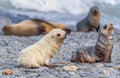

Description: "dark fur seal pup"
71 23 114 63
2 19 71 36
76 6 100 32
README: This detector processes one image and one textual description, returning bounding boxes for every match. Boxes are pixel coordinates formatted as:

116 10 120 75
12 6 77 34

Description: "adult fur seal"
18 29 67 68
2 19 71 36
71 24 114 63
76 6 100 32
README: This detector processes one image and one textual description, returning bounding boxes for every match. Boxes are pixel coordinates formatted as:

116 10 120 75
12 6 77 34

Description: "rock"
17 76 26 78
95 63 103 67
103 69 109 75
63 65 78 71
2 69 16 75
116 65 120 70
68 72 81 78
40 73 56 78
29 73 38 77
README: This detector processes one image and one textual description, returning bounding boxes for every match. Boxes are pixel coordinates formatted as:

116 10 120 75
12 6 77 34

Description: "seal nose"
110 23 113 29
108 23 114 32
2 26 9 34
93 9 98 15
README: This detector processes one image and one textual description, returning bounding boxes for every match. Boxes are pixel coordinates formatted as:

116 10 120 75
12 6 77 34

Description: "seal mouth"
108 24 114 33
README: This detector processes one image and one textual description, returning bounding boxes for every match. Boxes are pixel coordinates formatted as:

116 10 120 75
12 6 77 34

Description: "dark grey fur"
77 6 100 32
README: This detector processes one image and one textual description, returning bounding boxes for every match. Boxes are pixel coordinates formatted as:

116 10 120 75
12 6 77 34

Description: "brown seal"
2 19 71 36
76 6 100 32
71 23 114 63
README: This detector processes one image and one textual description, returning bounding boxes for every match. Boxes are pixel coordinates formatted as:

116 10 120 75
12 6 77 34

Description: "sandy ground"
0 31 120 78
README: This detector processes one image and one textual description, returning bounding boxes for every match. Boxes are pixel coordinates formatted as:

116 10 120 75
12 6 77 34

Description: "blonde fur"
2 20 41 36
17 29 66 68
2 19 71 36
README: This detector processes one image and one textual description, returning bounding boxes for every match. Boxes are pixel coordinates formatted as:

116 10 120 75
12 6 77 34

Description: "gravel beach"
0 1 120 77
0 31 120 78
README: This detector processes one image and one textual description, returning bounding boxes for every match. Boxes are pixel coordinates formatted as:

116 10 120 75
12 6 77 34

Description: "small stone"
29 73 38 76
103 69 109 75
95 63 103 67
40 73 56 78
2 69 16 75
63 65 78 71
68 72 81 78
116 65 120 70
68 72 76 75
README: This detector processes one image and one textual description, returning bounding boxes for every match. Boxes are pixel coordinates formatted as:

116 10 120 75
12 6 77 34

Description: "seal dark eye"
57 33 60 37
104 25 107 29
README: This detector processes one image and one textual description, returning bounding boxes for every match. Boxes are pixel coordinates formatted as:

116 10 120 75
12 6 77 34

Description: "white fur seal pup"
18 29 67 68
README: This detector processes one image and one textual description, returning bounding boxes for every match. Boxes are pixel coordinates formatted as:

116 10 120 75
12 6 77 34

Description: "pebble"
2 69 16 75
39 73 56 78
116 65 120 70
103 69 109 75
63 65 78 71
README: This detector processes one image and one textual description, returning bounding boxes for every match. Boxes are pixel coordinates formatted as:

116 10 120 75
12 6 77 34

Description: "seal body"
71 24 114 63
18 29 67 68
77 6 100 32
2 19 70 36
95 24 114 62
71 47 97 63
2 20 44 36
